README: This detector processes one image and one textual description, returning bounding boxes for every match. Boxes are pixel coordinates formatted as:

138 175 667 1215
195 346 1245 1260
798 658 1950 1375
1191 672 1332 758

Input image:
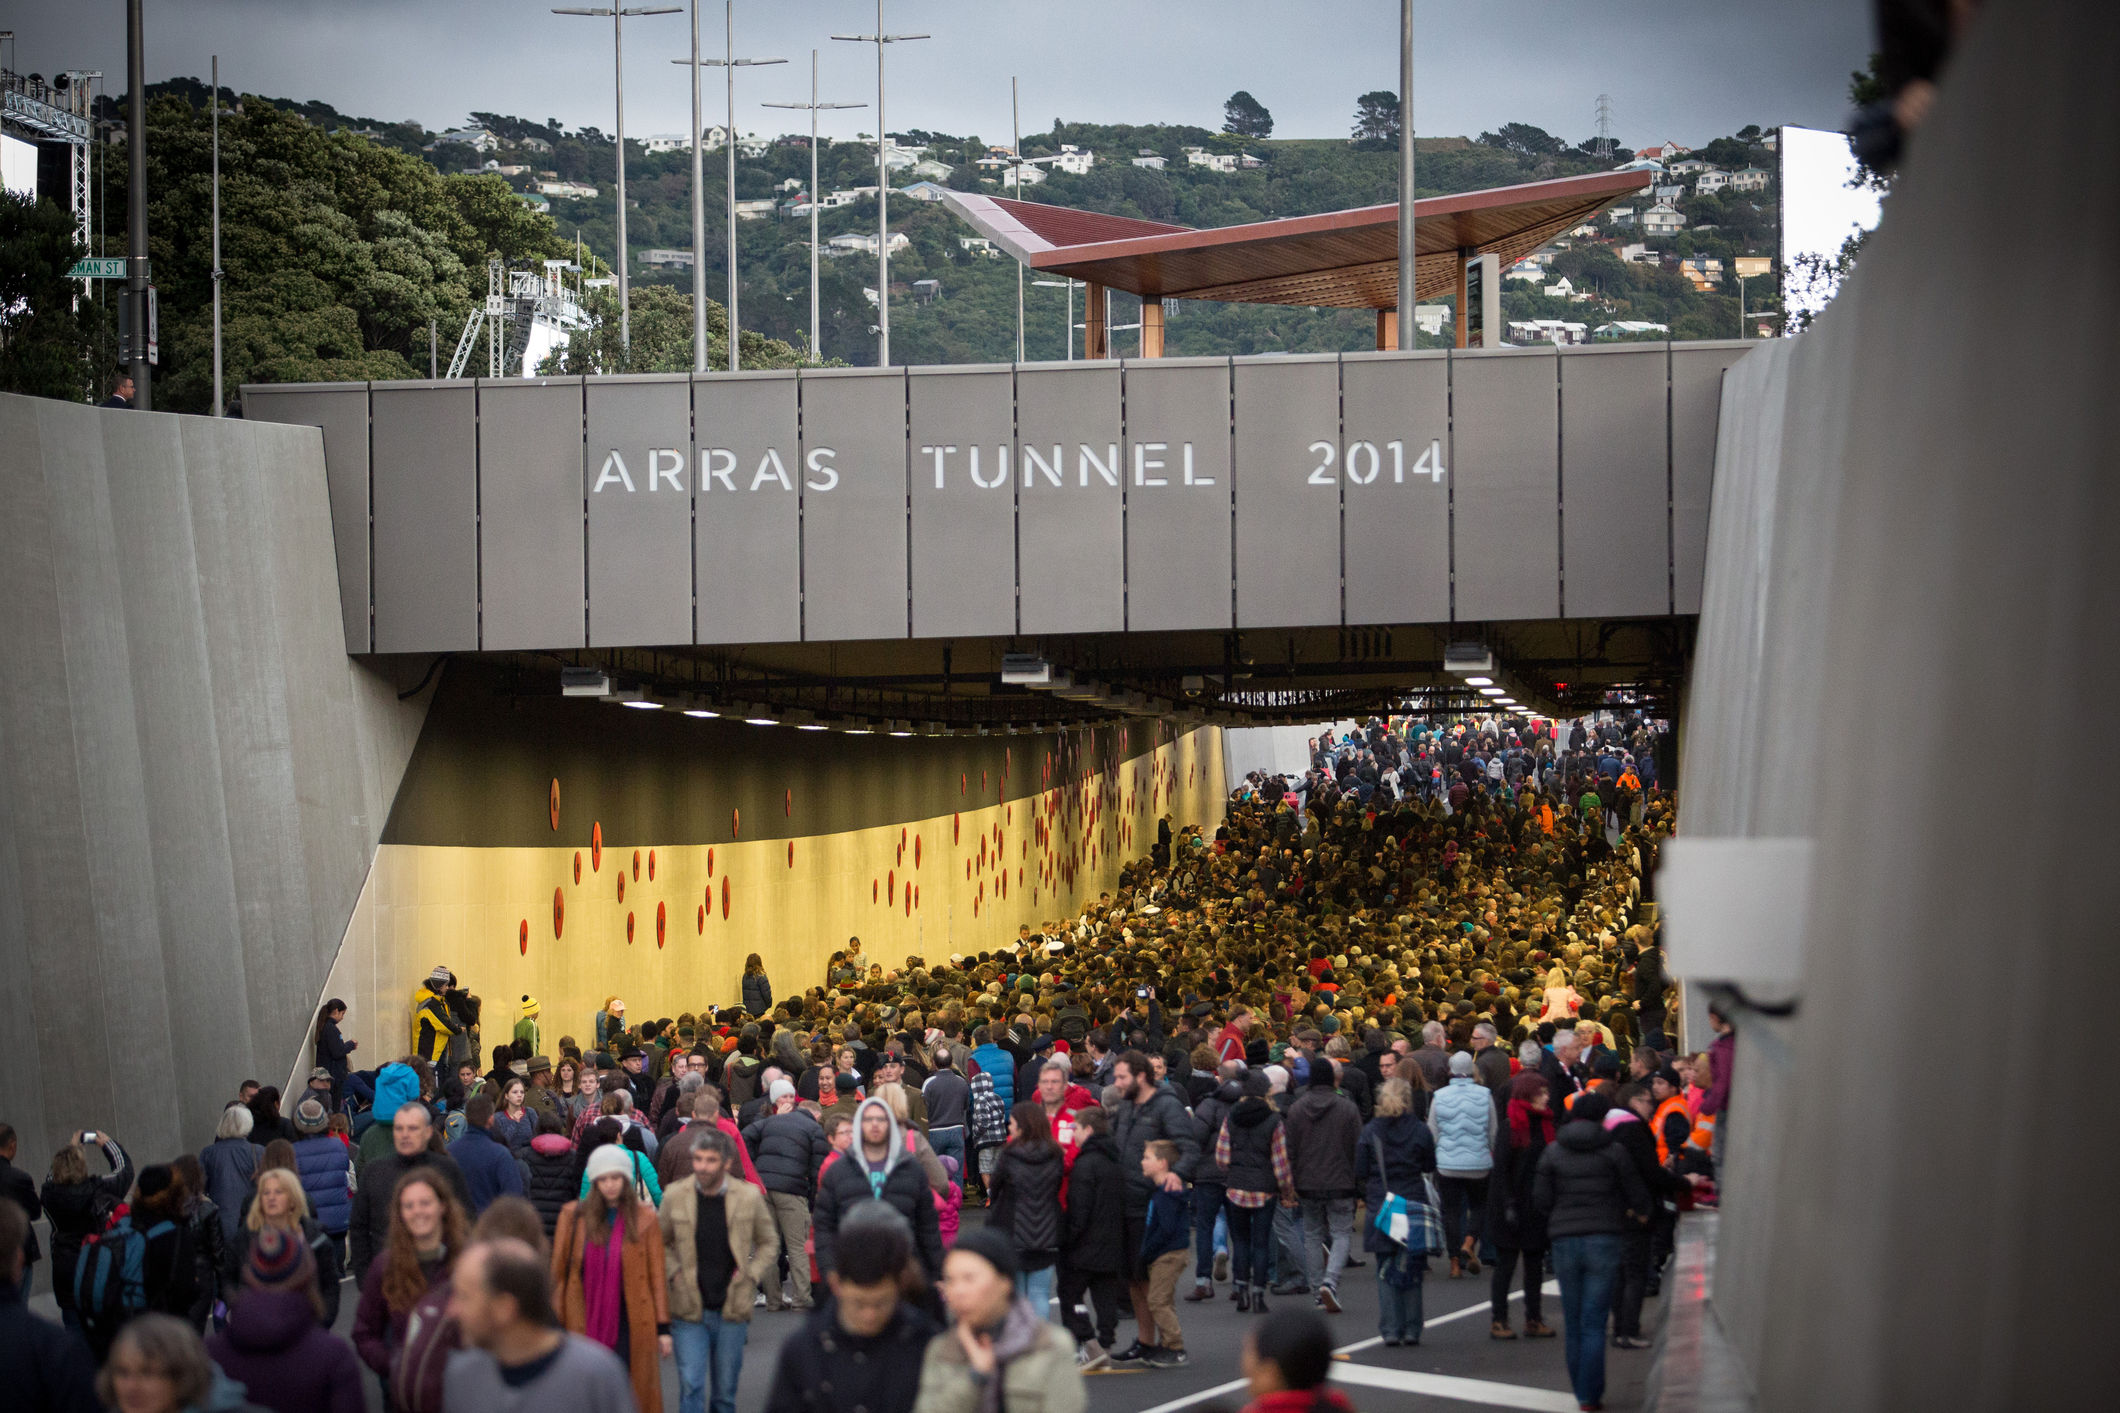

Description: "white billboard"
1 132 37 200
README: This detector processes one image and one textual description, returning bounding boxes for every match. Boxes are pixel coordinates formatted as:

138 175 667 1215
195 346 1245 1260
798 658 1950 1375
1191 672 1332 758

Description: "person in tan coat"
552 1144 671 1413
657 1128 777 1413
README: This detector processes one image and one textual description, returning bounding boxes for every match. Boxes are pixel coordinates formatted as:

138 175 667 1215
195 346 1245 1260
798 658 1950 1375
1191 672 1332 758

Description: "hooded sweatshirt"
356 1064 427 1171
812 1098 945 1283
206 1288 364 1413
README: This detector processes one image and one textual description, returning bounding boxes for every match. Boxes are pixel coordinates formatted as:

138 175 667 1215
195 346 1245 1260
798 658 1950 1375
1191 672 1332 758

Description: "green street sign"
69 257 128 279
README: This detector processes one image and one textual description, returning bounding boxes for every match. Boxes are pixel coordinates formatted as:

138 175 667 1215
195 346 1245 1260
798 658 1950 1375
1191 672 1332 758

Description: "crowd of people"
1 711 1727 1413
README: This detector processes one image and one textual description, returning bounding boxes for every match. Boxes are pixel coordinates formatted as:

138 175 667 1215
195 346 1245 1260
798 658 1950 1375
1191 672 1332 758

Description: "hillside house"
1184 146 1239 173
1132 150 1166 170
1696 169 1730 194
1641 202 1686 234
1730 166 1771 191
1507 319 1589 346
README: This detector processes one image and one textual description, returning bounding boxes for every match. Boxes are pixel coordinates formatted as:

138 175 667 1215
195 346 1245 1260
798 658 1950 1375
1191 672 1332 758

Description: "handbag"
1368 1135 1447 1257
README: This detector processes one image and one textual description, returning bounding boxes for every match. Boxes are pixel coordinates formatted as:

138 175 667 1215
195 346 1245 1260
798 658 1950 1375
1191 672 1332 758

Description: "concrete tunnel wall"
1669 0 2116 1403
0 393 430 1172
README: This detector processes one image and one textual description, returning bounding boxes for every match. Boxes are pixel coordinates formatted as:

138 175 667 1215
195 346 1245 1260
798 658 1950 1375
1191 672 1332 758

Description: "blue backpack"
72 1212 176 1347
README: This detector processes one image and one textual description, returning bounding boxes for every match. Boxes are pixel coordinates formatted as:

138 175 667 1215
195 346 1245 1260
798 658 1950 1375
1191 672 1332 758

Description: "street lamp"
1012 76 1023 363
763 52 863 364
832 2 929 367
672 2 781 372
553 4 681 356
1396 0 1415 350
1032 279 1072 361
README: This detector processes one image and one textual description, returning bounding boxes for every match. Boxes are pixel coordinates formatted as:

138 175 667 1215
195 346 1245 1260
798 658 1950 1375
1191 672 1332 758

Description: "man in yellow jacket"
413 965 463 1064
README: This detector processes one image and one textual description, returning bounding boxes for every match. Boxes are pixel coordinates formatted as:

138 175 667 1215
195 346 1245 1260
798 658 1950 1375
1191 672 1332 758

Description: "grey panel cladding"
1671 342 1752 615
584 375 693 648
1016 363 1124 635
1342 352 1451 625
908 366 1015 638
695 372 801 645
800 368 909 642
1559 346 1671 619
1233 357 1341 629
241 383 372 652
1451 348 1560 622
369 382 479 653
1124 358 1232 633
258 345 1730 653
478 378 585 650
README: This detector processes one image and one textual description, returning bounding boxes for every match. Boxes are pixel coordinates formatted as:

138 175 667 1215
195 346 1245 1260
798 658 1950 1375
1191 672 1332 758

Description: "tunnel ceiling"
468 616 1693 731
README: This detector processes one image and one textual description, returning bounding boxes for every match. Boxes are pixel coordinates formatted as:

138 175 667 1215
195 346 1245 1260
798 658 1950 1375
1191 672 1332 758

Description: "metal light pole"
763 52 863 363
125 0 151 408
832 2 928 367
674 6 781 373
1396 0 1415 350
1013 76 1023 363
554 5 680 356
211 56 222 419
1033 278 1071 360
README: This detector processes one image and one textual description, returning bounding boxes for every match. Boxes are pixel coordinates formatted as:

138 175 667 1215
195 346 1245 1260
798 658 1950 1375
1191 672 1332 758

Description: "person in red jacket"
1214 1007 1254 1067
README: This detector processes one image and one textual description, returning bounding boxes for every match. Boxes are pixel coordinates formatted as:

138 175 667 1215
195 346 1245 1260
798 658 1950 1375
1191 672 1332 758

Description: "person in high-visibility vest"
411 965 462 1064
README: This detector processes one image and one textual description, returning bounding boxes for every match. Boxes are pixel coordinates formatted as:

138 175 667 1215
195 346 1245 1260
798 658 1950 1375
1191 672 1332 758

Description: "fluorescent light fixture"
619 698 664 710
561 668 613 697
841 726 873 735
795 722 829 731
1463 675 1493 687
887 728 914 737
744 715 779 726
1478 686 1505 697
682 707 720 719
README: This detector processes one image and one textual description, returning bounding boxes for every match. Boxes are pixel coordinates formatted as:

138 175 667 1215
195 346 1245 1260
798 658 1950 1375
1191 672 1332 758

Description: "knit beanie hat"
293 1097 330 1135
428 964 452 989
243 1224 314 1292
951 1225 1019 1280
584 1144 636 1186
521 994 540 1018
768 1079 796 1103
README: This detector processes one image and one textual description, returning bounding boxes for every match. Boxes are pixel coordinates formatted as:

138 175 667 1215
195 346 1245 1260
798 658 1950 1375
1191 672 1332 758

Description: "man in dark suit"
99 373 135 409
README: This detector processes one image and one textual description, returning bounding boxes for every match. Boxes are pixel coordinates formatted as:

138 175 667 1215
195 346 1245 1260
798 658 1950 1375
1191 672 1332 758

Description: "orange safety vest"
1688 1111 1717 1157
1652 1095 1691 1165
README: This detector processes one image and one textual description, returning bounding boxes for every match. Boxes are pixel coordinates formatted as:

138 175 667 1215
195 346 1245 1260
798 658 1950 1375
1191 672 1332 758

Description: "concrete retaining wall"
0 394 428 1171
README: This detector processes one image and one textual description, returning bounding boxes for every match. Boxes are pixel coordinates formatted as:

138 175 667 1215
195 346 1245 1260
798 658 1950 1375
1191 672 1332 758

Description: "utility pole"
553 5 680 356
832 2 929 366
763 53 863 363
674 4 781 373
125 0 151 408
1395 0 1415 351
1013 77 1025 363
211 55 222 417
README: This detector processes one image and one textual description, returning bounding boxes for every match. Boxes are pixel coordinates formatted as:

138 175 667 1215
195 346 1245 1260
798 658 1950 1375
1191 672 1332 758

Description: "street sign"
68 257 127 279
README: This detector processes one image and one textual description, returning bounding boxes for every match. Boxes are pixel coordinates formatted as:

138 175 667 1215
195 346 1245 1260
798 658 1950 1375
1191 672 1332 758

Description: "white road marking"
1328 1364 1582 1411
1128 1281 1562 1413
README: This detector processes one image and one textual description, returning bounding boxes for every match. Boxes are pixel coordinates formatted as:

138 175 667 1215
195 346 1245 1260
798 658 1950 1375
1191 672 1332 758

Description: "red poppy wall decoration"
656 901 666 949
721 877 731 919
616 873 625 902
625 912 635 944
873 879 879 903
914 836 922 867
708 847 715 877
632 850 641 882
549 779 560 831
889 870 896 903
698 903 706 933
591 822 603 871
519 919 528 955
785 788 792 817
574 852 582 884
648 850 656 881
554 888 564 937
786 841 794 868
953 814 960 843
733 808 740 837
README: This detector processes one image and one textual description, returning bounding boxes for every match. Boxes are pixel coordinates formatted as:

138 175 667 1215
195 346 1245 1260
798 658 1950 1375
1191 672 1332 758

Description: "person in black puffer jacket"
1186 1070 1240 1300
987 1102 1066 1313
1058 1107 1127 1363
41 1131 134 1326
520 1112 577 1237
1533 1092 1650 1413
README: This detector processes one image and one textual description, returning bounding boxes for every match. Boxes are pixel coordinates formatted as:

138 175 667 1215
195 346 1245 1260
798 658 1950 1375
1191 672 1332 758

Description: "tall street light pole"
125 0 150 408
763 52 862 363
1012 76 1024 363
554 5 680 358
211 56 222 419
833 2 928 367
1396 0 1415 350
674 5 781 373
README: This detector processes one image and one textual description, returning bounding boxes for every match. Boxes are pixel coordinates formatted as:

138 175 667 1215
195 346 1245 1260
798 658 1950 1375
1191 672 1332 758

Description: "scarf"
973 1296 1049 1413
1506 1074 1555 1147
581 1209 627 1349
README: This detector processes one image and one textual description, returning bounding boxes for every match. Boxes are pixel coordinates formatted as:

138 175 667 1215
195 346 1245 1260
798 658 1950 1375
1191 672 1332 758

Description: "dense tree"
1222 91 1274 140
1351 91 1400 149
1477 122 1567 160
0 191 109 400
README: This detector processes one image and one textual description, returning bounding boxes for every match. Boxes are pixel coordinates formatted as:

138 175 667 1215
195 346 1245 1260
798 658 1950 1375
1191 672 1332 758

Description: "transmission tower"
1594 93 1616 161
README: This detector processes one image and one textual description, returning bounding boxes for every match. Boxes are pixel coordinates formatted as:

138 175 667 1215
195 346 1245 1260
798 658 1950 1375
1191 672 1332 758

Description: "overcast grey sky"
9 1 1870 149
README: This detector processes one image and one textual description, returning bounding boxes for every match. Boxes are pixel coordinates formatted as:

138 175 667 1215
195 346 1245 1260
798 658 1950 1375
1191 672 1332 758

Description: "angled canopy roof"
940 169 1653 309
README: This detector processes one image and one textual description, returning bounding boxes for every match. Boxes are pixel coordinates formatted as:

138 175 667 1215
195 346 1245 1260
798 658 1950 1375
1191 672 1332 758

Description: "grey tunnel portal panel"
244 343 1744 652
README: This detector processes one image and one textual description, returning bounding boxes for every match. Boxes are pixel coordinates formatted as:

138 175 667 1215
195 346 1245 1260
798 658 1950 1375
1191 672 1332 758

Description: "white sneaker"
754 1291 768 1308
1077 1341 1110 1371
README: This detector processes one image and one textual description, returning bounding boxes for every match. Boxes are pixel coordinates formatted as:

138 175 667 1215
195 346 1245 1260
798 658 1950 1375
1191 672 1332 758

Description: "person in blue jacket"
447 1095 527 1216
288 1097 353 1250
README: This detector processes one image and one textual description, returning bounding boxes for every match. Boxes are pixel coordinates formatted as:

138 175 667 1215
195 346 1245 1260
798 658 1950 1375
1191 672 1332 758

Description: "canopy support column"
1084 281 1109 360
1140 298 1164 358
1376 308 1398 350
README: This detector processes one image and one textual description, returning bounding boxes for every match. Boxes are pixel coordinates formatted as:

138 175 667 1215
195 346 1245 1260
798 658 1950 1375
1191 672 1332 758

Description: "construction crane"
446 257 595 378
